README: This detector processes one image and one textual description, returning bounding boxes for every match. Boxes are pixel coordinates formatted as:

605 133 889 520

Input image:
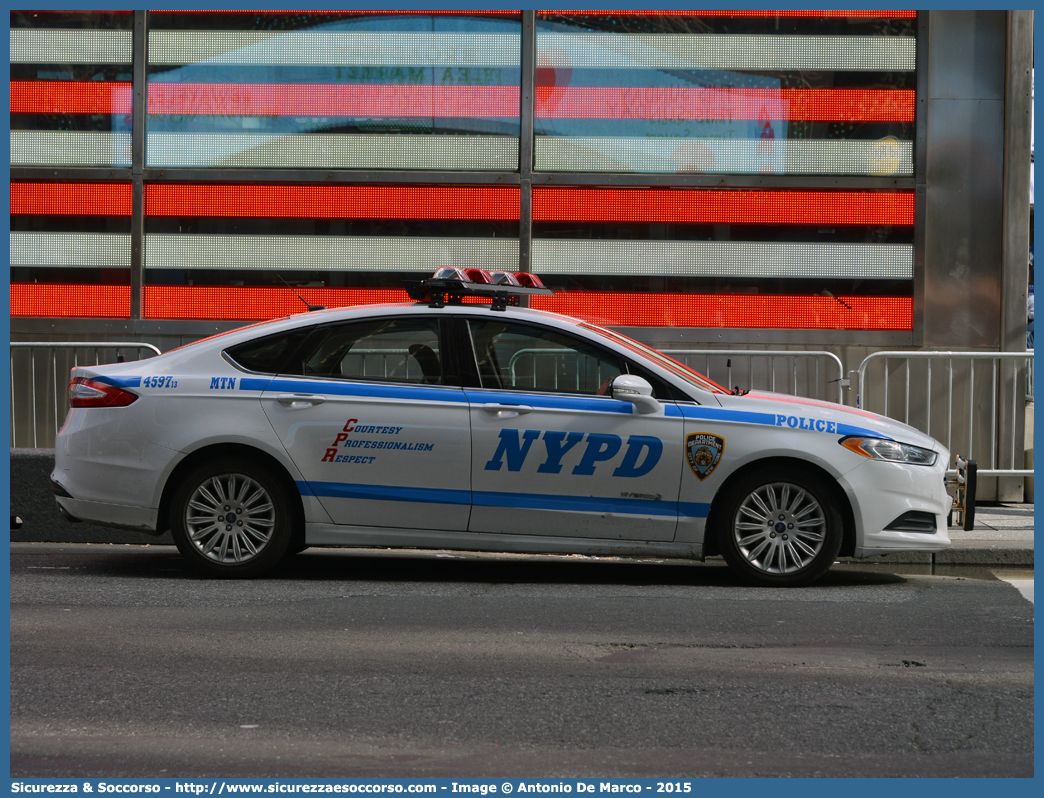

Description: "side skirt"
305 523 702 559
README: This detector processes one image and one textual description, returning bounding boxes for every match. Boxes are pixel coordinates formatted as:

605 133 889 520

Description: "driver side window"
467 320 625 395
303 318 445 384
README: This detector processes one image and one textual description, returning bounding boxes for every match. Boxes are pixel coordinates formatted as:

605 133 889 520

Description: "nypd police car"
51 271 953 586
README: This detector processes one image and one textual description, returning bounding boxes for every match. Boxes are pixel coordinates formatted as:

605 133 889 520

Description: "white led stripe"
10 233 132 268
11 131 133 167
144 235 520 271
538 33 914 72
10 231 910 280
146 133 519 170
10 29 133 64
533 240 913 280
536 137 913 176
148 31 520 66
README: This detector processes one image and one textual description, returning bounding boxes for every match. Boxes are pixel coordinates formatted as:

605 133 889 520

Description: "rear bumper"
54 497 160 534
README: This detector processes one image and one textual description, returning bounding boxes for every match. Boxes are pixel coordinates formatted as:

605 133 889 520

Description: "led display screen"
10 11 133 167
10 10 919 331
145 10 522 170
534 10 916 176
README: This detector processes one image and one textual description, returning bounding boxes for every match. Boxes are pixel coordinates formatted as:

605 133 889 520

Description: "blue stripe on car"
299 481 711 519
94 375 142 388
677 405 891 440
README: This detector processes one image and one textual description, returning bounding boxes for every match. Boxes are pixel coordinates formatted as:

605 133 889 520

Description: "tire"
717 466 843 587
170 458 298 578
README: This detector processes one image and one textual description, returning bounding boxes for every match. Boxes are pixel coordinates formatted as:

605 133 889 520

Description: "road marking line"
993 572 1034 604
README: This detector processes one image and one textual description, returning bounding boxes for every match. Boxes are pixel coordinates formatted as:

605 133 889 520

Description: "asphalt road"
9 543 1035 779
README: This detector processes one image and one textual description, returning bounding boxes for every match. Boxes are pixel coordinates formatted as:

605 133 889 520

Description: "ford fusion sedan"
51 276 953 585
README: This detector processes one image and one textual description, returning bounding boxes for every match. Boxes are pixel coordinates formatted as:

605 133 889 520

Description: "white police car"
51 272 954 585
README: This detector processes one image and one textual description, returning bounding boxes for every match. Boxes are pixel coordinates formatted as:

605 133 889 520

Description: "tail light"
514 272 546 288
69 377 138 408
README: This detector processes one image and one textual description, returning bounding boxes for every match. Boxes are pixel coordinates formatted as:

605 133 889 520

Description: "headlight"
839 436 938 466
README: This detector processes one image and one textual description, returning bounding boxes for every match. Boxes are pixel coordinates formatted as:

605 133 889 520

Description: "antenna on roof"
277 274 326 312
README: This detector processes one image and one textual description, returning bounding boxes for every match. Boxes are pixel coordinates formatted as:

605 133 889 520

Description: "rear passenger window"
225 328 313 374
303 318 446 384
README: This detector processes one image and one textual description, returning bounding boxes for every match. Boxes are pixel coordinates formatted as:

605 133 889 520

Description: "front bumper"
841 456 952 558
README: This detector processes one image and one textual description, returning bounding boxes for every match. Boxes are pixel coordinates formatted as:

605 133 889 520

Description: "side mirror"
611 374 662 415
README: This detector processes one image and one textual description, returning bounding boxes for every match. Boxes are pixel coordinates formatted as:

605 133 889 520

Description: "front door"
463 319 683 541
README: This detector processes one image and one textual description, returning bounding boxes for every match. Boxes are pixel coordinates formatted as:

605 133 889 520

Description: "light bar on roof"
531 292 912 331
11 131 132 167
536 88 914 123
144 235 520 272
535 137 913 176
532 188 914 226
146 83 520 118
145 133 519 170
146 185 520 220
148 31 521 66
9 29 133 64
537 33 915 72
533 240 913 280
10 233 132 268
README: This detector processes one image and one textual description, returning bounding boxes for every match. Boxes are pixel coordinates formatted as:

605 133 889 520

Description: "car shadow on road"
82 548 909 588
12 544 910 587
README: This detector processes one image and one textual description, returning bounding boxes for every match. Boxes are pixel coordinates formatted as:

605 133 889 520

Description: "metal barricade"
857 351 1034 477
664 350 846 403
10 342 162 449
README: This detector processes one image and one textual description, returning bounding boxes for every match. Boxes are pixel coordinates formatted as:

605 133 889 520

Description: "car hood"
720 390 941 451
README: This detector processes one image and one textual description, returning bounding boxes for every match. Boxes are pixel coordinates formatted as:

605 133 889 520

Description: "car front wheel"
718 466 843 587
170 459 297 578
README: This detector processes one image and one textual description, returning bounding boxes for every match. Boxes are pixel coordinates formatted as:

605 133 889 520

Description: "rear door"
259 316 472 530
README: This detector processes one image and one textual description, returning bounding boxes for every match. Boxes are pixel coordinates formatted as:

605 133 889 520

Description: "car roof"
174 301 591 354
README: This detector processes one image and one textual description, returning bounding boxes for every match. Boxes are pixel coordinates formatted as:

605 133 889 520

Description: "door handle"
276 393 327 408
481 403 533 419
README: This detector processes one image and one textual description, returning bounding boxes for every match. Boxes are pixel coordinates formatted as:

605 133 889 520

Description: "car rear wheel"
170 459 297 578
718 466 843 587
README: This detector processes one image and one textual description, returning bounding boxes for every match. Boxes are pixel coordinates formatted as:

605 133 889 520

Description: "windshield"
580 323 729 395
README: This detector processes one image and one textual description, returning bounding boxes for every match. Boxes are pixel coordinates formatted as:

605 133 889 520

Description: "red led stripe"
142 286 412 321
533 188 913 226
14 82 913 123
10 284 131 318
11 182 132 216
146 185 521 220
539 10 916 19
10 81 132 115
12 283 910 329
531 293 912 330
147 83 520 118
536 88 914 123
153 10 521 15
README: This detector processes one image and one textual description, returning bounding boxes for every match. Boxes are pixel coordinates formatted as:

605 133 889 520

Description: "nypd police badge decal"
686 432 724 481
